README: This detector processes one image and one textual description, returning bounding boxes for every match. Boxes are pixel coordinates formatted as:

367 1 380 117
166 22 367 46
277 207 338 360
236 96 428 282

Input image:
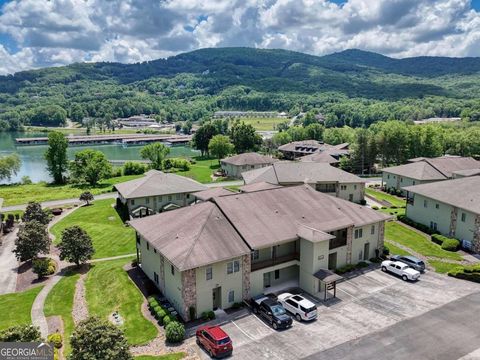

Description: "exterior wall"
221 162 271 179
336 182 365 203
382 172 440 195
351 223 382 262
406 194 477 246
195 257 245 316
299 239 329 295
126 192 196 216
250 261 299 297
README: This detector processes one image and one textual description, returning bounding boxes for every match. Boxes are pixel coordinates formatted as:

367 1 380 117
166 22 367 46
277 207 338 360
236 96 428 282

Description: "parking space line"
231 320 256 341
336 287 361 301
252 314 276 332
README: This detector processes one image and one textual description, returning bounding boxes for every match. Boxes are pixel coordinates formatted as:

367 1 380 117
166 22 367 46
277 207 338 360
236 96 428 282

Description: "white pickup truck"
381 260 421 281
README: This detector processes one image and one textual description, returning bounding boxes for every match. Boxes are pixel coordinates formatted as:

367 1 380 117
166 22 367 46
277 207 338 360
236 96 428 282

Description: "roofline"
381 168 445 181
116 189 205 200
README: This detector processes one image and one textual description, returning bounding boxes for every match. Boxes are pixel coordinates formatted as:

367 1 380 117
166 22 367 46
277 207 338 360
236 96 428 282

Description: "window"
153 272 159 284
228 290 235 303
424 200 428 208
206 266 212 281
251 250 259 261
171 264 175 276
430 222 438 231
168 195 172 201
461 213 466 222
349 194 353 202
227 260 240 274
131 199 135 206
354 185 357 190
158 196 162 202
354 228 363 239
146 242 150 250
413 181 416 185
176 194 182 200
435 203 439 209
371 225 375 235
286 299 297 308
242 165 246 169
154 248 157 253
340 185 347 191
146 197 150 204
387 175 390 179
186 194 190 199
274 270 280 280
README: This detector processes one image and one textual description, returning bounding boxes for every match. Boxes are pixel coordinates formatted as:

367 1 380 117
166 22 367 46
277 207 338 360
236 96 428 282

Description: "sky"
0 0 480 75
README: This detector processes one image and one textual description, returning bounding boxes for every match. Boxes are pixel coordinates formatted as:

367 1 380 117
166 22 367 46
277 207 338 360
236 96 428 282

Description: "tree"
305 123 324 141
0 325 42 342
58 226 94 266
79 191 94 205
22 201 49 225
229 122 262 153
140 142 170 170
0 154 21 182
70 317 133 360
13 220 50 262
45 131 68 184
69 149 112 185
192 123 217 156
208 135 234 163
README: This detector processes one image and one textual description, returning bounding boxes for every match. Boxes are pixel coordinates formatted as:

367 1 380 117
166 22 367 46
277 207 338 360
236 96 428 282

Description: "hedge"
397 215 438 235
448 264 480 283
47 333 62 349
431 234 460 251
165 321 185 343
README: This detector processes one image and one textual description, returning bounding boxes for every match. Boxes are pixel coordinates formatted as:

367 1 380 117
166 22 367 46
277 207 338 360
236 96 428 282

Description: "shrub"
163 315 173 327
232 302 243 309
431 234 445 246
110 167 123 178
441 238 460 252
381 206 387 210
335 264 356 274
371 206 379 210
390 205 397 209
201 311 215 321
123 161 147 175
156 309 167 324
147 296 158 306
33 258 55 278
0 325 42 342
383 245 390 256
47 332 63 349
397 215 437 235
359 199 367 205
357 261 369 268
152 305 162 317
448 264 480 283
165 322 185 343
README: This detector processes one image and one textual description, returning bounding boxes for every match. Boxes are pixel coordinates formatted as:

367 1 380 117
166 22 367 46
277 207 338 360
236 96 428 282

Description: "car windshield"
217 337 231 345
271 305 286 316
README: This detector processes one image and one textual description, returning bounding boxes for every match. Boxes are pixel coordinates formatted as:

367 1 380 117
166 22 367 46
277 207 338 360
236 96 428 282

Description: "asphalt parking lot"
198 269 480 360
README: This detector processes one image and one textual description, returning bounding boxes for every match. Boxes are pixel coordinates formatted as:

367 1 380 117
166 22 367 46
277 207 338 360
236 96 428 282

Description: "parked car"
251 295 293 330
390 255 426 272
381 260 421 281
277 293 317 321
196 325 233 358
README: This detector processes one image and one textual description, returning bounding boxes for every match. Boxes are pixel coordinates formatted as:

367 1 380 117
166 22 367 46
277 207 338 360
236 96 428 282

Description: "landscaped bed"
365 187 406 208
84 258 157 345
385 222 463 261
44 272 80 355
50 199 136 259
0 286 43 330
428 260 463 274
176 156 222 183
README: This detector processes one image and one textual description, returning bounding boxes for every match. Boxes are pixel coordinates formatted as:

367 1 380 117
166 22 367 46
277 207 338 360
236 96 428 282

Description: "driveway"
0 228 19 295
199 269 480 360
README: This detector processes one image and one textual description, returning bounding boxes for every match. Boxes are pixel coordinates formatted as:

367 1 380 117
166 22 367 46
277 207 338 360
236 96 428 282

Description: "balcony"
315 183 337 193
251 252 300 271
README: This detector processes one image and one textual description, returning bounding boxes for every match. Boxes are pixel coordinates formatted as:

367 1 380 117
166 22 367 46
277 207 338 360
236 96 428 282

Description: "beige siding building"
114 170 207 218
403 176 480 252
130 185 389 321
242 162 366 203
220 152 277 179
382 156 480 195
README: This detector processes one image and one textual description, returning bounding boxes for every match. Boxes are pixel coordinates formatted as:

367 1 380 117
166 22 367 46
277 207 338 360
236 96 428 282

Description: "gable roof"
214 185 389 248
278 140 323 153
221 152 277 166
382 156 480 180
238 182 283 193
242 162 364 185
129 201 250 271
403 176 480 215
299 151 340 164
114 170 207 199
194 187 236 201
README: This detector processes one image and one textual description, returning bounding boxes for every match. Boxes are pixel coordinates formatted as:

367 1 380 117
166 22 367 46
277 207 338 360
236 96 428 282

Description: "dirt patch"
46 315 64 360
15 260 51 292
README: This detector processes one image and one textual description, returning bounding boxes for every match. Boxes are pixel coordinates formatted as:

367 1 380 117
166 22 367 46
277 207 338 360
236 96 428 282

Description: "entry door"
263 272 271 288
212 287 221 310
328 253 337 270
363 243 370 260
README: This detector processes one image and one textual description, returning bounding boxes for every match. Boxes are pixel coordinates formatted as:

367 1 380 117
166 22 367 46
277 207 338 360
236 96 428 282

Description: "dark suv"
251 296 293 330
390 255 425 272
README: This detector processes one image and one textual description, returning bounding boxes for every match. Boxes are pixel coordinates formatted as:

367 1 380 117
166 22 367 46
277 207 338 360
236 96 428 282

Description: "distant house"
403 176 480 252
114 170 207 218
213 111 279 118
382 156 480 195
278 140 349 160
193 187 236 202
130 185 389 320
241 162 365 203
221 152 277 179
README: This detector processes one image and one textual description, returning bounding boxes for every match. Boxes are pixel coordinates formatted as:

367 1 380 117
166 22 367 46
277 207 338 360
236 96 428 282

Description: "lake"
0 131 199 184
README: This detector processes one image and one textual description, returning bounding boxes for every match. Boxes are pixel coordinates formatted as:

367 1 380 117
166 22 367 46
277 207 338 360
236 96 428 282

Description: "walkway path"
0 228 19 295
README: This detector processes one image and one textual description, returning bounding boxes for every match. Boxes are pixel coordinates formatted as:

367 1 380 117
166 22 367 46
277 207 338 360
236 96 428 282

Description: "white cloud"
0 0 479 75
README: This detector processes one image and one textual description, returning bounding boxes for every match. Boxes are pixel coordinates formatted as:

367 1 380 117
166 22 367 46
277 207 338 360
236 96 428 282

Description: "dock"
15 134 192 146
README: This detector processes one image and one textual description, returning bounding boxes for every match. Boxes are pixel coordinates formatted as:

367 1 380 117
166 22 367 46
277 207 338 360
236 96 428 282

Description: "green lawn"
0 286 43 330
365 188 406 207
428 260 464 274
50 199 136 259
0 175 143 207
379 207 406 218
241 117 289 131
135 354 185 360
385 240 412 256
85 258 157 345
385 222 462 261
176 156 220 183
44 272 80 355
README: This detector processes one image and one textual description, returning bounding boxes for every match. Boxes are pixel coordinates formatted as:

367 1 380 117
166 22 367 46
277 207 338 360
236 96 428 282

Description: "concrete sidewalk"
0 228 19 295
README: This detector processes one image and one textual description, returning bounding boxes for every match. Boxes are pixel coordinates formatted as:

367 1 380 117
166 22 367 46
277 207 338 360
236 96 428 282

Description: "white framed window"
227 260 240 274
206 266 212 281
228 290 235 303
354 228 363 239
371 225 375 235
340 185 347 191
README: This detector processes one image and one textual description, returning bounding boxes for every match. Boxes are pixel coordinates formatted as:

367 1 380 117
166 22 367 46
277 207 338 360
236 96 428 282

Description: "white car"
381 260 421 281
277 293 317 321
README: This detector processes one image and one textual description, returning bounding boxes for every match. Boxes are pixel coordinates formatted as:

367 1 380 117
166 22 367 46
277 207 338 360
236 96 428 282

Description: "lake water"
0 132 199 184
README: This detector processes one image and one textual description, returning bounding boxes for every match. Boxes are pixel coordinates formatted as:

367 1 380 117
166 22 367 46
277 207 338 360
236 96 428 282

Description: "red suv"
196 325 233 358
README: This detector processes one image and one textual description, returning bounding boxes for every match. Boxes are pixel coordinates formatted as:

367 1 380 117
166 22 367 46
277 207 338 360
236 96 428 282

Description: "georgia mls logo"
0 342 54 360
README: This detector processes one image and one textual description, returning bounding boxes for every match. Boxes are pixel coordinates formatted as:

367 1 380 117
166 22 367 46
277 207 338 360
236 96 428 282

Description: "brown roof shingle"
194 187 236 201
221 152 277 166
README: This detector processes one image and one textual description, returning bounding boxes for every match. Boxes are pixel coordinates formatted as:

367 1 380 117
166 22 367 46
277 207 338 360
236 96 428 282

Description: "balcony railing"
251 252 300 271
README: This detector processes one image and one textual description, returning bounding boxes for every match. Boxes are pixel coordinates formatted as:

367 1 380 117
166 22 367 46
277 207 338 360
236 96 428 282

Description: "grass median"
0 286 43 330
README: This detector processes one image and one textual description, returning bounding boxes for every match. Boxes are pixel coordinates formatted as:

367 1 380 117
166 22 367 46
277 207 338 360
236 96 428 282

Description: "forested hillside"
0 47 480 131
